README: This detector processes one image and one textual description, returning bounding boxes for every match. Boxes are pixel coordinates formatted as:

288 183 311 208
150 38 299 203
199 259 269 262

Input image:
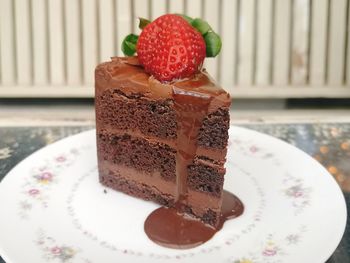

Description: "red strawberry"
136 14 206 82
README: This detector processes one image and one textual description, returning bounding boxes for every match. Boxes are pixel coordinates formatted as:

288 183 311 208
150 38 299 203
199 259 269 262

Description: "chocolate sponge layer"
96 89 229 149
99 166 220 226
97 131 225 197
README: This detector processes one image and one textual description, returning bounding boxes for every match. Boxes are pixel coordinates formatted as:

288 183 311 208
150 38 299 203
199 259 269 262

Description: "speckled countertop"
0 123 349 263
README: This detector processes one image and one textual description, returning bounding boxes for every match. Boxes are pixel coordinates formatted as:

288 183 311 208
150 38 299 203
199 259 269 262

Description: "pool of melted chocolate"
144 77 244 249
144 191 244 249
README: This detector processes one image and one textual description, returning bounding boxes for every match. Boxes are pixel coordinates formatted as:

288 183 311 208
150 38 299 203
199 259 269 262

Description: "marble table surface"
0 123 349 263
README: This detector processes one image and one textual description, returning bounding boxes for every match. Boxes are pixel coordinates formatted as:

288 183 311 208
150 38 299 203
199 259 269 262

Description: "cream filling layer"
100 161 222 215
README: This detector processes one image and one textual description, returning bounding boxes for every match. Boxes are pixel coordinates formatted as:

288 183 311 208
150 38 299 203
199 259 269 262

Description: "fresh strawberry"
136 14 206 82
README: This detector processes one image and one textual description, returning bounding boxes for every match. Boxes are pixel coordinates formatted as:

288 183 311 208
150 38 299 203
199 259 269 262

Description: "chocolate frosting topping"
95 57 231 113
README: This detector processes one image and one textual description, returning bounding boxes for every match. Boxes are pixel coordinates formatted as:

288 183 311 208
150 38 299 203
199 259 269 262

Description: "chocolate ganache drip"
144 78 244 249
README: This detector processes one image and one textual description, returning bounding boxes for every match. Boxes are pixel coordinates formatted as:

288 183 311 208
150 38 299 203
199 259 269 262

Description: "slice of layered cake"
96 57 230 226
95 14 243 248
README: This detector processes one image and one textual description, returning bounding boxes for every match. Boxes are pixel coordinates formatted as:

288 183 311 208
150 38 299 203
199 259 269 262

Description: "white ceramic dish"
0 127 346 263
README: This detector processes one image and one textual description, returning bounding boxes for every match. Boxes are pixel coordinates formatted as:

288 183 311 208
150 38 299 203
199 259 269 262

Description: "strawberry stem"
204 31 221 57
178 15 222 57
122 34 139 56
191 18 211 35
138 17 151 30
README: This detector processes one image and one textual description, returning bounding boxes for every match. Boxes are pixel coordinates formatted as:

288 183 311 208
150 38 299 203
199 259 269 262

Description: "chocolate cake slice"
95 56 231 227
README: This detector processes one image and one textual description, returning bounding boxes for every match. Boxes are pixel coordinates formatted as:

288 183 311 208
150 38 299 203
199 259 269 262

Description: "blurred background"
0 0 349 125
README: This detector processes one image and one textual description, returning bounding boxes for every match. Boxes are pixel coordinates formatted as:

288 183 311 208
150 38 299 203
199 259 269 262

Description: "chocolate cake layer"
96 90 177 139
98 126 227 161
98 132 176 181
99 163 221 226
97 132 225 197
95 89 229 149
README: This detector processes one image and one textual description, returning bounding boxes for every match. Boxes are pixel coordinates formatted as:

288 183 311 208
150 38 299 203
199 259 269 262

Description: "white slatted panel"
117 0 132 56
327 0 347 85
309 0 328 85
238 0 256 85
151 0 167 20
0 0 349 98
65 0 82 85
203 0 220 79
133 0 150 33
98 0 115 63
273 0 292 85
169 0 184 14
256 0 273 85
15 0 32 85
220 0 238 89
291 0 310 85
185 0 202 18
0 0 16 84
32 0 48 85
347 1 350 85
0 39 1 83
82 0 98 84
48 0 65 85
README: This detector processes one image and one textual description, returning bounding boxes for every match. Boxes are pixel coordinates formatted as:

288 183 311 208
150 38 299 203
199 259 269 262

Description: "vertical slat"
169 0 184 13
151 0 167 19
48 0 65 84
203 0 220 79
0 38 1 83
65 0 82 84
32 0 48 85
328 0 347 85
291 0 310 85
309 0 328 85
238 0 256 85
0 0 16 84
220 0 238 89
15 0 32 85
347 0 350 85
256 0 273 85
116 0 132 56
82 0 98 84
133 0 150 33
272 0 292 85
98 0 115 62
185 0 201 18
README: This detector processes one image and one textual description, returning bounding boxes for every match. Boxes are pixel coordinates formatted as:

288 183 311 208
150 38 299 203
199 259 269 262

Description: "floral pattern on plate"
282 173 312 215
18 148 85 219
229 138 281 166
231 226 307 263
36 229 92 263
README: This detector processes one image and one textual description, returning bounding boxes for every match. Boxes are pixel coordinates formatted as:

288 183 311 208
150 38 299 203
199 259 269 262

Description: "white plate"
0 127 346 263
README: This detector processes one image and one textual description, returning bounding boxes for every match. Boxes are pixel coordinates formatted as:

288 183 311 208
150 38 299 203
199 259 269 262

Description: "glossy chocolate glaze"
144 191 244 249
141 56 243 248
172 85 213 209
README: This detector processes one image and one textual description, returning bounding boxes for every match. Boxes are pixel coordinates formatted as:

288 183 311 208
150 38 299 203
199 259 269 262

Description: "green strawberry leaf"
176 14 193 24
121 34 139 56
204 31 222 57
138 17 151 30
191 18 212 35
